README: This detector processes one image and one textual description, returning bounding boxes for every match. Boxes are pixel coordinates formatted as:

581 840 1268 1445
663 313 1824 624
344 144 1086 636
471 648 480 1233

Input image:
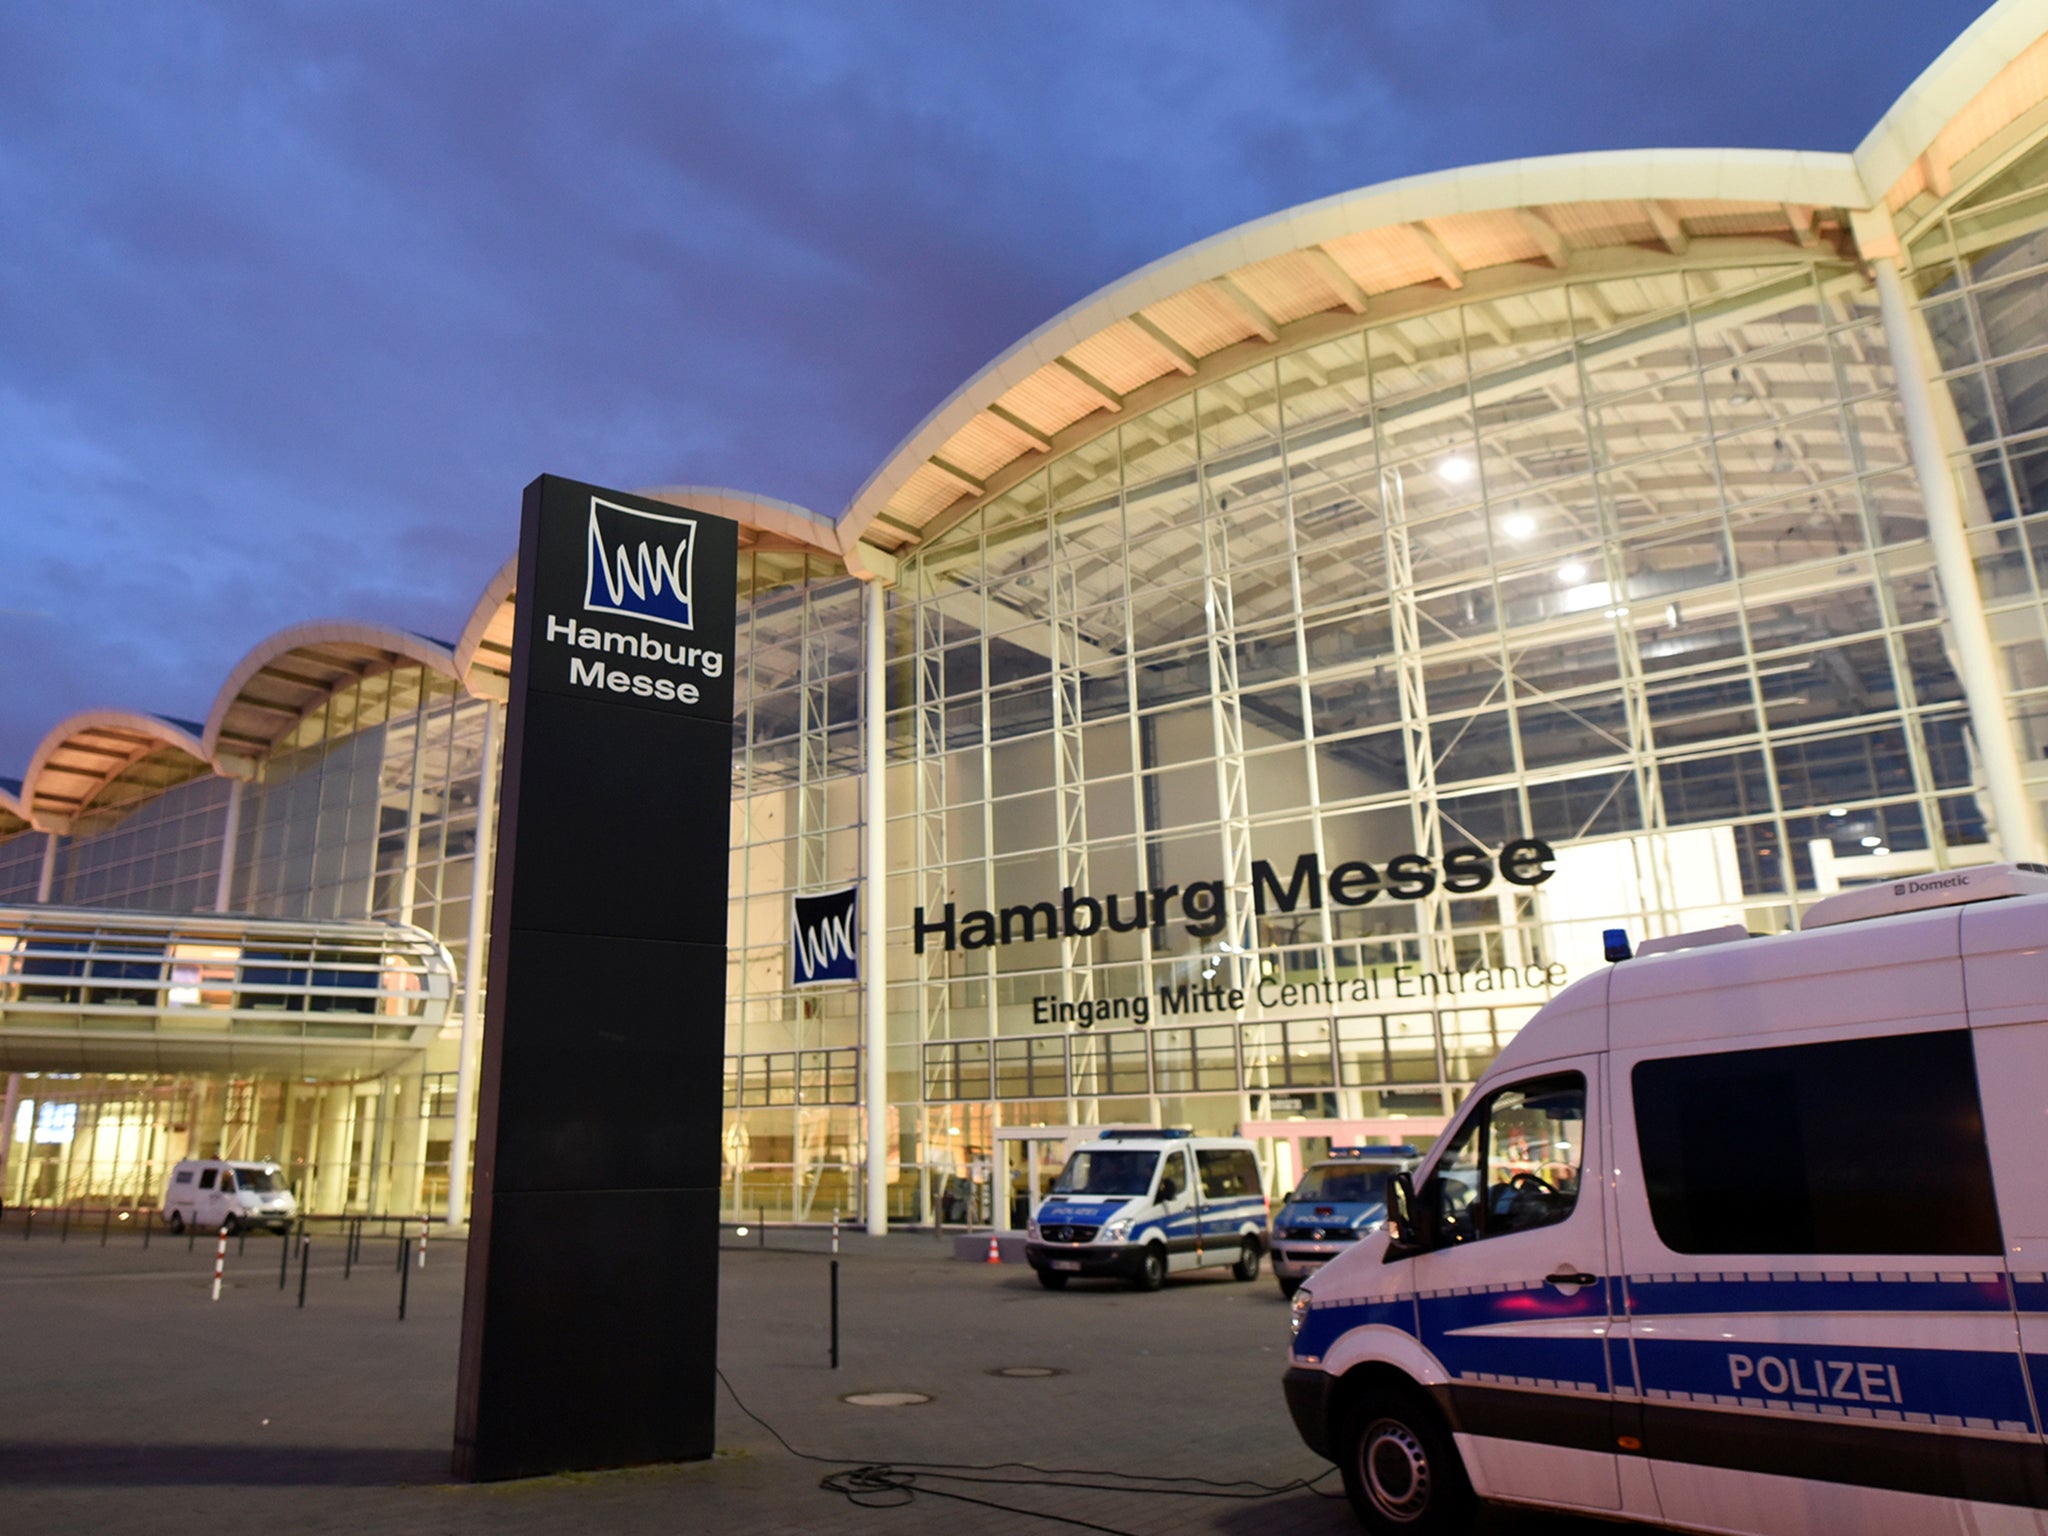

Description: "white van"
1285 864 2048 1534
1025 1130 1268 1291
162 1159 297 1235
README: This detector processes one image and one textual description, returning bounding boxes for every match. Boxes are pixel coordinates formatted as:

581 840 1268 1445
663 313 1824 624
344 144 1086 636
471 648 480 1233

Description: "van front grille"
1040 1224 1099 1244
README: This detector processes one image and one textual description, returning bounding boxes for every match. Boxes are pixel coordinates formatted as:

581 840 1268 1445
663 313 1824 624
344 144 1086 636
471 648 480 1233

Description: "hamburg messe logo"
792 886 859 987
584 497 696 630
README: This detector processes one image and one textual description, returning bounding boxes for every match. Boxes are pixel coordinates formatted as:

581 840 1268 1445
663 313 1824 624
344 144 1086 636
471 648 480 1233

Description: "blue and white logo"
792 885 859 987
584 497 696 631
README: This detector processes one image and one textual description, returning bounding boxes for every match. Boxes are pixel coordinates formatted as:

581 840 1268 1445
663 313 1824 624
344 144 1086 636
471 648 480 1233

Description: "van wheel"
1339 1386 1475 1535
1133 1246 1166 1292
1278 1276 1300 1299
1231 1240 1261 1282
1036 1269 1069 1291
167 1212 185 1235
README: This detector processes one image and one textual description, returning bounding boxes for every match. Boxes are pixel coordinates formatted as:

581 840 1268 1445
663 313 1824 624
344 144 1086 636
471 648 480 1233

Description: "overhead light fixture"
1770 437 1794 474
1827 806 1848 817
1860 835 1882 847
1557 561 1588 585
1501 512 1536 541
1728 367 1753 407
1874 846 1892 856
1438 455 1475 485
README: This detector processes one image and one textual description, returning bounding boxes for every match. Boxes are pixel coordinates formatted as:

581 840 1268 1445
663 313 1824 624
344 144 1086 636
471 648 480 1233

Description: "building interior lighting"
1438 455 1475 484
1557 561 1588 585
1874 846 1892 856
1860 835 1882 847
1501 511 1536 541
1828 806 1849 817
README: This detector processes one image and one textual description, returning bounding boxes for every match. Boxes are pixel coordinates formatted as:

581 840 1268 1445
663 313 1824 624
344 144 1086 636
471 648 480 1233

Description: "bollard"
832 1207 841 1256
279 1228 290 1290
238 1229 247 1258
396 1229 406 1272
211 1229 227 1302
188 1220 196 1253
344 1224 354 1281
398 1237 411 1321
21 1207 29 1241
101 1208 111 1246
418 1213 427 1269
759 1207 766 1249
61 1205 70 1243
143 1210 152 1250
298 1239 310 1309
830 1259 840 1370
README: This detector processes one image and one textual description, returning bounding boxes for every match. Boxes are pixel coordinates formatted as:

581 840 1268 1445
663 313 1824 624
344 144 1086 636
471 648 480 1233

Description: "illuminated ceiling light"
1556 561 1588 585
1438 455 1475 485
1874 846 1892 856
1500 511 1536 541
1828 806 1848 817
1860 835 1882 847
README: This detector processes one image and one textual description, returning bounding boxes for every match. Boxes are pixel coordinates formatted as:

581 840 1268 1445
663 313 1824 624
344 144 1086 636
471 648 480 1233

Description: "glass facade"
6 44 2048 1226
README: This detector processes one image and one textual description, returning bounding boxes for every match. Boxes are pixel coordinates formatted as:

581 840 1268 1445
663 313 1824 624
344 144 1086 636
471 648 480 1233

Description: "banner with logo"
792 885 859 986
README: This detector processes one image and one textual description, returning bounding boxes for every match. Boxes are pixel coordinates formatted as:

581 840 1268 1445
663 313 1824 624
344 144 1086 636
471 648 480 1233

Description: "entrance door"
1411 1058 1619 1512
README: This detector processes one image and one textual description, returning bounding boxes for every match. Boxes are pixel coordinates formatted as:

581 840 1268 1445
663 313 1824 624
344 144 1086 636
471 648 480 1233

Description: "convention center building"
5 0 2048 1230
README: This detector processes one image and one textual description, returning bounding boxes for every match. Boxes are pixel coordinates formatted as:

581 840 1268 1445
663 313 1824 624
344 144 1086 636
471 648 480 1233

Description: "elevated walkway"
0 905 454 1076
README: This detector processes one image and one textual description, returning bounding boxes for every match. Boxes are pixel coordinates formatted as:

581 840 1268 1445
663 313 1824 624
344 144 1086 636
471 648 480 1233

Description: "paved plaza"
0 1216 1601 1534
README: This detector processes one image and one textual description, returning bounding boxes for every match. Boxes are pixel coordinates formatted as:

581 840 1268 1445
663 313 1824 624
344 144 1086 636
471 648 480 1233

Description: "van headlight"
1100 1217 1133 1242
1027 1220 1040 1240
1290 1290 1310 1338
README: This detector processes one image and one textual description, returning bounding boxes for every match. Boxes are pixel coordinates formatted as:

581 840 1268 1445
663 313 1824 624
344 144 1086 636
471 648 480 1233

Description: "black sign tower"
454 474 737 1480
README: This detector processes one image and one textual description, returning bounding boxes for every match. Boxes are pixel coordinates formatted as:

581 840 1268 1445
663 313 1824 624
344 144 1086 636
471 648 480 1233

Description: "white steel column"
35 832 57 904
863 576 890 1236
1873 257 2043 862
445 697 500 1230
213 779 244 912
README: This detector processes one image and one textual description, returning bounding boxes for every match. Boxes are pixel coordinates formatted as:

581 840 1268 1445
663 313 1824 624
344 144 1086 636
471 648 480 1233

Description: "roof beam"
1783 203 1823 249
1918 148 1953 199
1210 276 1280 343
1514 208 1569 269
1305 246 1369 313
1410 221 1466 289
1053 356 1124 412
1130 312 1200 375
1645 200 1689 255
929 457 987 496
987 402 1055 450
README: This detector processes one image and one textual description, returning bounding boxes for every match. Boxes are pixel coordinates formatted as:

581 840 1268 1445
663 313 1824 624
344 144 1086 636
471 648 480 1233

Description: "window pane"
1631 1030 1999 1255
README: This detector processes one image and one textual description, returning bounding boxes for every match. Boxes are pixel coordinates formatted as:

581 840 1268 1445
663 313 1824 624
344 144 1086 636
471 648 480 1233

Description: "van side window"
219 1172 237 1194
1157 1152 1188 1203
1197 1149 1259 1199
174 1170 194 1185
1427 1073 1585 1247
198 1168 217 1190
1633 1029 2000 1256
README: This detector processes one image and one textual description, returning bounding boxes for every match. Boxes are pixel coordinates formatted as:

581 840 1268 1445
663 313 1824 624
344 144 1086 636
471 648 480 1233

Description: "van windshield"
1052 1150 1158 1197
231 1167 283 1193
1291 1165 1397 1204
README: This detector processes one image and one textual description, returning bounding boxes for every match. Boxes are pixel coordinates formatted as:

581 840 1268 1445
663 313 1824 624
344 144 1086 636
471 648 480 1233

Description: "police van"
162 1159 297 1235
1025 1129 1267 1291
1270 1146 1423 1300
1284 863 2048 1534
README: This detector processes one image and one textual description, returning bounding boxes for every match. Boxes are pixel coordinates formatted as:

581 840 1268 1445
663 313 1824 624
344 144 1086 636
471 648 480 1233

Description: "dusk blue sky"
0 1 1994 776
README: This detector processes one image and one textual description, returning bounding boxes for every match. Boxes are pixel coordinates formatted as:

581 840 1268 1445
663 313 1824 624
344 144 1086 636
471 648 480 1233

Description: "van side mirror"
1384 1171 1429 1256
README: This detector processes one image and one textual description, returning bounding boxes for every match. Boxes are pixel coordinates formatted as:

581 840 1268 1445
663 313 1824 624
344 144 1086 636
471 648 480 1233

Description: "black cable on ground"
716 1367 1342 1534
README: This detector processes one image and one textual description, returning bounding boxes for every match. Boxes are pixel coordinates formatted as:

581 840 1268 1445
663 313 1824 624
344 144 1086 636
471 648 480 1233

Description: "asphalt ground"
0 1214 1610 1535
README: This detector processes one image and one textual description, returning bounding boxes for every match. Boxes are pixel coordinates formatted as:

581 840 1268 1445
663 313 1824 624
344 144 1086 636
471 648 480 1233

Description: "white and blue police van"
1025 1129 1268 1291
1285 863 2048 1534
1271 1146 1423 1300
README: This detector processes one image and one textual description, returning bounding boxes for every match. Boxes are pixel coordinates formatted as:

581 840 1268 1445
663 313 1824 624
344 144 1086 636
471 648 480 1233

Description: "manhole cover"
988 1366 1065 1379
841 1391 933 1407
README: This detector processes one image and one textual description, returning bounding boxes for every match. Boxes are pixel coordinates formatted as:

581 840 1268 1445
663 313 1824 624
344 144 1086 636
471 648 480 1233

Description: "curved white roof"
23 710 210 833
203 620 460 775
840 0 2048 561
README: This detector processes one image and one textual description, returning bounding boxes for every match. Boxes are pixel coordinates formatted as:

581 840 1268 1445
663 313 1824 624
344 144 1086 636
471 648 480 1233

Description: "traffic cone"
985 1234 1002 1264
